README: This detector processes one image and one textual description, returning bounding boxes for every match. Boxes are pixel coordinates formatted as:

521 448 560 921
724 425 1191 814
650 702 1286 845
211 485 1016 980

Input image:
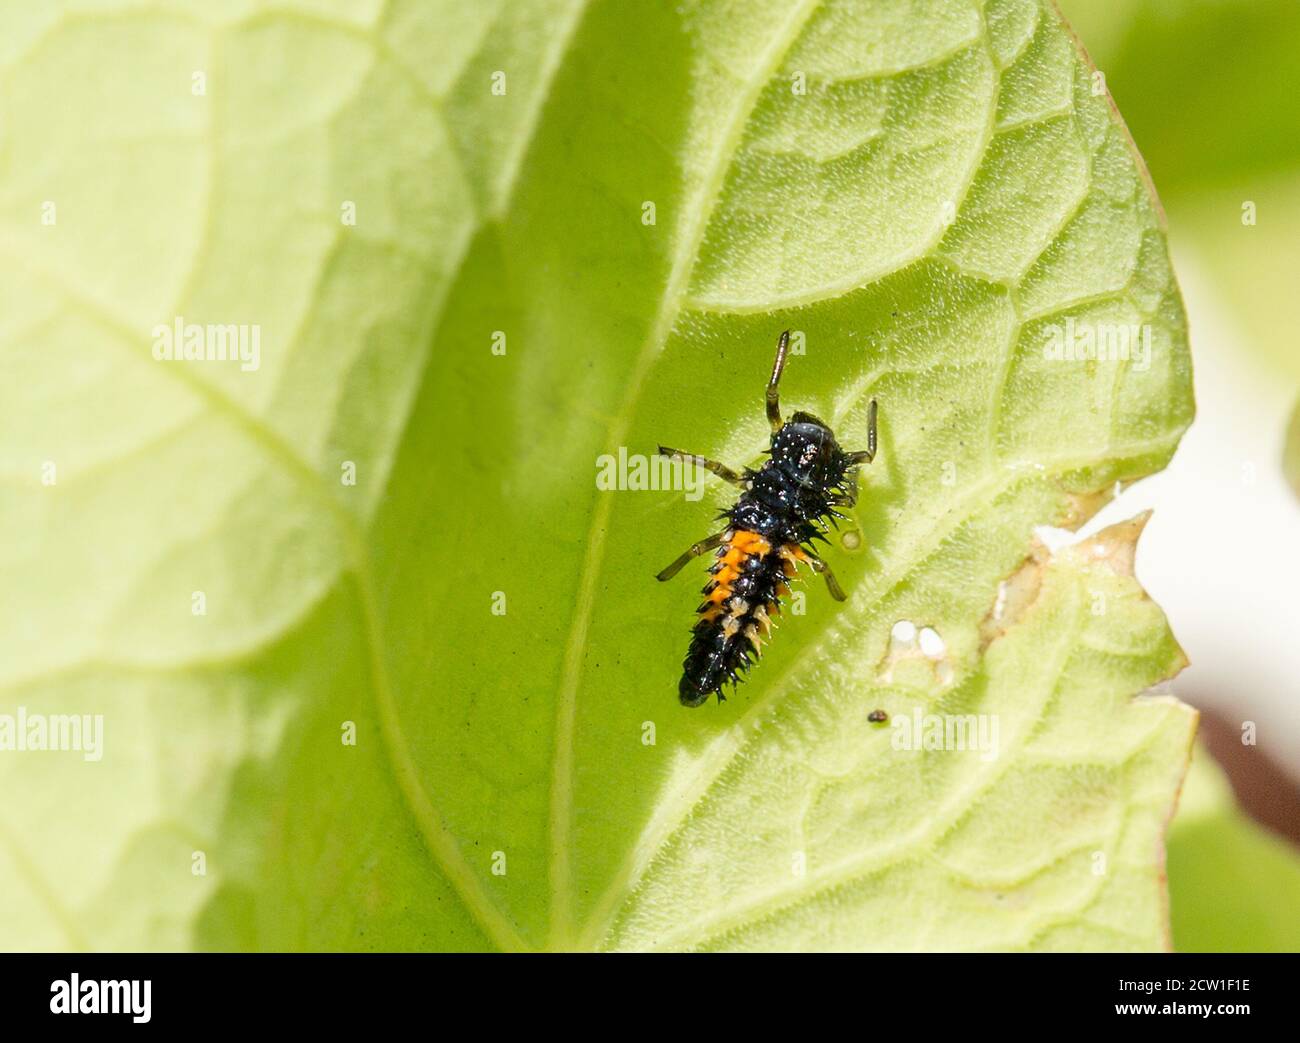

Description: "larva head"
771 411 849 489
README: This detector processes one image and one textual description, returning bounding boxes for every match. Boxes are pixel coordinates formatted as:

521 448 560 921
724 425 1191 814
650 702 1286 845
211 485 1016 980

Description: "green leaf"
1167 747 1300 952
0 0 1194 951
1285 397 1300 501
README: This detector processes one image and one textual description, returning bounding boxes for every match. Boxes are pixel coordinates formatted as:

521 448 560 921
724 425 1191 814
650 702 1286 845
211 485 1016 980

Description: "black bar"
0 952 1291 1029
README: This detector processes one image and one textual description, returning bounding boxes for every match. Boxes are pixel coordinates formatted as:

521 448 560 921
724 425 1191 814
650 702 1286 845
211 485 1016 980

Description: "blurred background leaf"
1284 398 1300 502
1167 746 1300 952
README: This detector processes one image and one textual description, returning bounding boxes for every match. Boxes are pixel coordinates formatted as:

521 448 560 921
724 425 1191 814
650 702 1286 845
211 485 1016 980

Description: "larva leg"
847 399 878 465
806 552 848 601
656 446 746 486
656 531 727 582
765 329 792 432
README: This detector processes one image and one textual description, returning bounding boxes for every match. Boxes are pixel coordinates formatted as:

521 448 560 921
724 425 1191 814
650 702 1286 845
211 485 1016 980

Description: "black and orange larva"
656 330 877 707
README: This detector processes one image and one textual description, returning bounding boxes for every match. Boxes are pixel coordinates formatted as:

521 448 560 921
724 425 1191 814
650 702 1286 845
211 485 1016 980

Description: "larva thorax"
728 411 855 544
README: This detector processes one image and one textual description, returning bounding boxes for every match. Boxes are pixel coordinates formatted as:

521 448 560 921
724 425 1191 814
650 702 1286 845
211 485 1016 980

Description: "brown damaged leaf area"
981 511 1180 655
1062 511 1150 579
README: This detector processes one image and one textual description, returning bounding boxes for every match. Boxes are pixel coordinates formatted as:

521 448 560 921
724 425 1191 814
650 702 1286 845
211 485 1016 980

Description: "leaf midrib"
544 0 827 950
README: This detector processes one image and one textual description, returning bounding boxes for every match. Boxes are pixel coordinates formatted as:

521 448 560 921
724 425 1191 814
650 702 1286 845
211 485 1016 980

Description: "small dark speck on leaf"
868 709 888 724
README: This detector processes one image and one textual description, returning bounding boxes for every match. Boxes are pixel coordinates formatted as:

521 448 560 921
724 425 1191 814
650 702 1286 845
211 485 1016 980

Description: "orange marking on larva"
697 530 775 622
733 530 772 555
